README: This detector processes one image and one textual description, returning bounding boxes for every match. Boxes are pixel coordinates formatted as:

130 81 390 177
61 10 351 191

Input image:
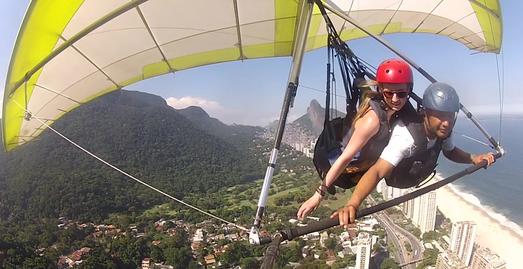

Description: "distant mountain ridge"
177 106 263 143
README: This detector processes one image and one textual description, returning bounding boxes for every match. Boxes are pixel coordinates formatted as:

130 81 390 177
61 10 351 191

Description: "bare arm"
443 147 495 166
322 111 380 188
347 159 394 208
443 147 473 163
331 158 395 227
296 110 380 219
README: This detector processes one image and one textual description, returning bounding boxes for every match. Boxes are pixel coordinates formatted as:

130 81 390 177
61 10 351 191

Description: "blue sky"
1 1 521 126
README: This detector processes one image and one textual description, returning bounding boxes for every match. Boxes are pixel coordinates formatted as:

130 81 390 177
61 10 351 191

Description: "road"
374 211 406 265
380 212 424 263
368 197 424 268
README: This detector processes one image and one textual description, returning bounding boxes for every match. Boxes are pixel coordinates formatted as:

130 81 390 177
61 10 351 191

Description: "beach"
436 184 523 269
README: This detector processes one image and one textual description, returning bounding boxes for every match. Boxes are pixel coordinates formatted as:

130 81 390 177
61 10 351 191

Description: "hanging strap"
318 0 369 127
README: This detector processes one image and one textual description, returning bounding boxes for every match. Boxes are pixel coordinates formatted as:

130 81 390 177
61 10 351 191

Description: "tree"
111 236 146 268
296 260 330 268
404 242 412 252
373 242 381 252
411 227 421 238
219 242 253 267
281 243 302 263
150 245 164 262
187 260 200 269
332 259 350 269
380 258 400 269
240 257 260 269
79 247 117 269
346 254 356 266
325 237 337 251
164 247 192 268
374 229 386 238
21 257 54 269
416 249 439 268
422 231 439 242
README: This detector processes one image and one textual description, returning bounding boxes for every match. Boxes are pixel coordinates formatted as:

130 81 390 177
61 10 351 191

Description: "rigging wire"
299 84 347 99
483 0 505 145
355 55 378 72
332 57 338 119
460 134 491 148
496 50 505 145
12 100 249 232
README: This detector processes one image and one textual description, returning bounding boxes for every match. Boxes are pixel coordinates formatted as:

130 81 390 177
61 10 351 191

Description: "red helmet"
376 59 413 85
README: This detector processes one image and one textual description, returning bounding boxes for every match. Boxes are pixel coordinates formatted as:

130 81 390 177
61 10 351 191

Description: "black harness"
385 119 446 188
350 99 391 163
313 99 419 190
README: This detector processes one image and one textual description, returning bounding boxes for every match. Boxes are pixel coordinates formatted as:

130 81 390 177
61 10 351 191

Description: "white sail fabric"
2 0 502 150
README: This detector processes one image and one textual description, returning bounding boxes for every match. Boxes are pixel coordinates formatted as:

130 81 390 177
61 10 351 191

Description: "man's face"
424 109 456 139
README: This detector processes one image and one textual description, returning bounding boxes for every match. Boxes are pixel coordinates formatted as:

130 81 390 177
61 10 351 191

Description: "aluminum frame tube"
251 0 314 234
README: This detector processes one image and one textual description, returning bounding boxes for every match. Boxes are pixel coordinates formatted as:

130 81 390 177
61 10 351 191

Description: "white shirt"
380 120 455 167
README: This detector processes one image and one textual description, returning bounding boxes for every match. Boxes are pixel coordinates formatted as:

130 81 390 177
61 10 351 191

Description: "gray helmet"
422 82 460 113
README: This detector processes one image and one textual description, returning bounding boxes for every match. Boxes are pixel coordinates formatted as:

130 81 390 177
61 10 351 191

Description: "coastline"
435 183 523 269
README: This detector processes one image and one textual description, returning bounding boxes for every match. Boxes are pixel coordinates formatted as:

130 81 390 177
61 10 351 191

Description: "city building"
386 187 437 234
193 228 204 242
402 194 415 219
376 180 387 194
383 186 405 200
435 250 467 269
355 232 371 269
449 221 477 265
320 231 329 248
470 248 507 269
411 191 437 233
141 258 151 269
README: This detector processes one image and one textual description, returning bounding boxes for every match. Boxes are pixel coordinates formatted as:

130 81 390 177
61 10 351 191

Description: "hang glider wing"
2 0 502 150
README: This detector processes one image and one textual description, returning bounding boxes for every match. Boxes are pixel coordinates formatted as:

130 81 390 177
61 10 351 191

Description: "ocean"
435 114 523 233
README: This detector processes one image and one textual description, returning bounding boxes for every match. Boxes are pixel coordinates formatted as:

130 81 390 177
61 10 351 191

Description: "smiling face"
424 109 457 139
380 83 410 111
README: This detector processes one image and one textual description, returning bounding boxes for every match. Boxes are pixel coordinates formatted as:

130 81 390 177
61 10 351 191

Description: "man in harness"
331 82 496 227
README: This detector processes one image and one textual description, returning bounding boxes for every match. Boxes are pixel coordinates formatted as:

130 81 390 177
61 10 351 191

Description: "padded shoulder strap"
368 99 388 124
406 122 427 151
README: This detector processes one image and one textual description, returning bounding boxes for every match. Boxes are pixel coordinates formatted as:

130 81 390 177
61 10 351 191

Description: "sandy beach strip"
436 184 523 269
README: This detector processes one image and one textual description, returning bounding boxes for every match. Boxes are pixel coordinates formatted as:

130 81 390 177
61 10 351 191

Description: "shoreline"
446 183 523 237
435 183 523 269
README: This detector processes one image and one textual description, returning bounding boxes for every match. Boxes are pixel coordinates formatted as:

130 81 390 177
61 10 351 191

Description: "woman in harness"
297 59 416 220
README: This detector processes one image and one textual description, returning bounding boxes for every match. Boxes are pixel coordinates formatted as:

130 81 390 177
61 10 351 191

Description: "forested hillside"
0 90 266 223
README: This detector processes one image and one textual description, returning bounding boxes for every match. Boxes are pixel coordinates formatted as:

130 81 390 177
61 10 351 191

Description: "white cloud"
164 97 311 127
165 96 246 124
165 96 224 111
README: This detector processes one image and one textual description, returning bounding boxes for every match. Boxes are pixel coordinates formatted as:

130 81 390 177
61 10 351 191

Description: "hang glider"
2 0 505 258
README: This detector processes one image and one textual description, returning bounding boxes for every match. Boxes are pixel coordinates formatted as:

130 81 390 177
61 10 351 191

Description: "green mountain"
0 90 264 222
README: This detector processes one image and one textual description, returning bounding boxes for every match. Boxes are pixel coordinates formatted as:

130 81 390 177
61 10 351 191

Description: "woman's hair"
351 80 382 127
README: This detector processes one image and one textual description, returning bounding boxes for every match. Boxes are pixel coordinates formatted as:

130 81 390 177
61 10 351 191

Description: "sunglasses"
382 91 409 99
